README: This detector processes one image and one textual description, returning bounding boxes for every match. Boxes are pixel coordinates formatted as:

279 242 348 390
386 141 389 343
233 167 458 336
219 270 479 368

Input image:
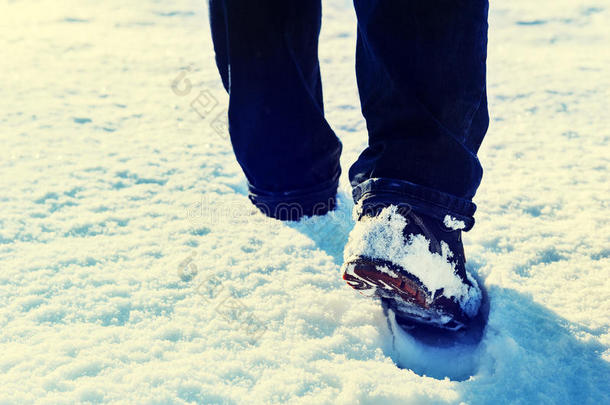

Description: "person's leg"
350 0 489 228
209 0 342 220
341 1 489 331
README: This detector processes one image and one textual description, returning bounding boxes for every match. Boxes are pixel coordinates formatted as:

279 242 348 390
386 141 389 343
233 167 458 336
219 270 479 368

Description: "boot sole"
342 258 465 331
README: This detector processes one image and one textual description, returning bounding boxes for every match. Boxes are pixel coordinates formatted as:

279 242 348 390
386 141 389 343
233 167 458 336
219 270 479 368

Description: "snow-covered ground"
1 0 608 403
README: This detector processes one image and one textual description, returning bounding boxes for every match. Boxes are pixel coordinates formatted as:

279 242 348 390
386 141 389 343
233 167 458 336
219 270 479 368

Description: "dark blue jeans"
209 0 489 229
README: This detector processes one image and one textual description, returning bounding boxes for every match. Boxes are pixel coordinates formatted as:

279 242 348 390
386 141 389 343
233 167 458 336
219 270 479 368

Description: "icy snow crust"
344 206 482 316
1 0 609 403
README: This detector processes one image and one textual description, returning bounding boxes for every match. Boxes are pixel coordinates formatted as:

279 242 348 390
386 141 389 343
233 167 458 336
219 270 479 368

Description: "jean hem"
352 178 477 231
247 172 340 221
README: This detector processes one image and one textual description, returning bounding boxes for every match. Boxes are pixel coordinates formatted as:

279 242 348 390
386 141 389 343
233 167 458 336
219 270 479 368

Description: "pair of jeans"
209 0 489 229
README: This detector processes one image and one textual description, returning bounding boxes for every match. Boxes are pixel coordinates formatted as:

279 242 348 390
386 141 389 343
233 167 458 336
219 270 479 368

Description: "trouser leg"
350 0 489 228
209 0 342 220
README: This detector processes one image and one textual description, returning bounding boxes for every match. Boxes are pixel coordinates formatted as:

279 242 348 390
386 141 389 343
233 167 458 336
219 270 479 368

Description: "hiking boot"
341 204 482 331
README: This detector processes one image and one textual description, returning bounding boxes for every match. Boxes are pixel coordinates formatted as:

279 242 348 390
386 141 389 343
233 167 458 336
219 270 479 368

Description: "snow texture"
443 215 466 231
1 0 609 403
343 205 481 315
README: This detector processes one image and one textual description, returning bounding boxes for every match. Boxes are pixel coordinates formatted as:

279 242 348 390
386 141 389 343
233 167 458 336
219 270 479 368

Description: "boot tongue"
401 210 443 255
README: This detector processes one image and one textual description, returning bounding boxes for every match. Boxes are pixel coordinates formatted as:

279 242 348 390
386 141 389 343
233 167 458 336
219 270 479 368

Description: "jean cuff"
248 172 340 221
352 178 477 231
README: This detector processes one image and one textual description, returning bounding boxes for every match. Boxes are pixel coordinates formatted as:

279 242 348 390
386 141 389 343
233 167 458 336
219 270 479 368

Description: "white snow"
443 215 466 231
1 0 609 403
343 205 481 314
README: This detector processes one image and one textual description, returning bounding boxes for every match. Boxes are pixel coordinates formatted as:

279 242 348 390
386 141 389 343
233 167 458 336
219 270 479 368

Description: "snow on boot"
341 204 482 331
